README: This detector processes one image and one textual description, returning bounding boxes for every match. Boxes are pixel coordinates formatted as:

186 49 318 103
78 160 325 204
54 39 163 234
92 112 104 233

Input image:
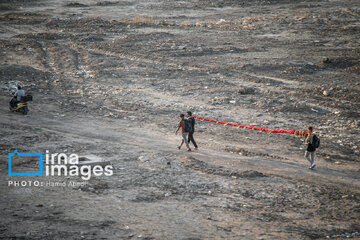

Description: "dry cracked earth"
0 0 359 239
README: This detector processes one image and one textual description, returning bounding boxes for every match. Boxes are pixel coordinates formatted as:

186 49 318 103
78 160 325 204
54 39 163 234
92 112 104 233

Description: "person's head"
307 126 313 132
187 111 192 117
180 113 185 119
17 85 21 90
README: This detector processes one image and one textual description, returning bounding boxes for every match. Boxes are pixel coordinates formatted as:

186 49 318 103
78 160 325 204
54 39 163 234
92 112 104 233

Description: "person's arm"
14 90 18 97
308 134 314 144
304 133 309 143
305 133 313 144
175 121 181 135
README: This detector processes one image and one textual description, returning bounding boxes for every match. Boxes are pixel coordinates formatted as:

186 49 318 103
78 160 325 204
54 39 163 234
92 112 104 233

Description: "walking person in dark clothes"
304 126 319 169
186 111 198 149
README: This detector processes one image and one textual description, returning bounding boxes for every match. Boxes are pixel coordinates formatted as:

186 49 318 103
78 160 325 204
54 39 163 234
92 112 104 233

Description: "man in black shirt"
187 111 198 149
304 126 316 169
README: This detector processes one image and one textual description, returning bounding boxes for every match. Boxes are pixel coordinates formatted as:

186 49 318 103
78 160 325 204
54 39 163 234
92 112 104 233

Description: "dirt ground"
0 0 359 239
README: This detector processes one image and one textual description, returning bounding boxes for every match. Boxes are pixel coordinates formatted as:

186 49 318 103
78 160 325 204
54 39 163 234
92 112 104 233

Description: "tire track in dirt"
74 42 299 88
37 41 56 72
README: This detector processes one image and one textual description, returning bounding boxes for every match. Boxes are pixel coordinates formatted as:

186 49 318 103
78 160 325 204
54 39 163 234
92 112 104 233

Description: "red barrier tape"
193 116 307 137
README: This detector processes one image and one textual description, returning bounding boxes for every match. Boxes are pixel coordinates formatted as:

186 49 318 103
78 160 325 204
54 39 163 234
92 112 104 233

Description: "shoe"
310 163 316 169
178 146 181 150
187 149 192 152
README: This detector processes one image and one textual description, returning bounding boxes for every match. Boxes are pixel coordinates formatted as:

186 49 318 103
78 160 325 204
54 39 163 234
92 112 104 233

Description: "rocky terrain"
0 0 359 239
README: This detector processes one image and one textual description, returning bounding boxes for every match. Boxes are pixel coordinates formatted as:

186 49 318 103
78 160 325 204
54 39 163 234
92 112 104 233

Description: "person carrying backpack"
175 114 191 152
187 111 198 149
304 126 320 169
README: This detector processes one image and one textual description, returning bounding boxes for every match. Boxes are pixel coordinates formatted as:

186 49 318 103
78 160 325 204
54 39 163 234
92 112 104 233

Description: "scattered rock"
239 170 265 178
311 108 319 113
138 156 150 162
95 1 119 6
323 90 330 96
65 2 89 7
216 19 226 24
81 36 104 42
322 57 331 63
236 87 255 95
351 120 360 128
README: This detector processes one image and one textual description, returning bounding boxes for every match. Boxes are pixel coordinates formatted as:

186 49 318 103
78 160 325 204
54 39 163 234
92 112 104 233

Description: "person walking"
186 111 198 149
175 114 191 152
304 126 319 169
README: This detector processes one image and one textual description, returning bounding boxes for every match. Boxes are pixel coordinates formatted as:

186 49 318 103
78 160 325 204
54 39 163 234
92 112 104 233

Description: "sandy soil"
0 0 359 239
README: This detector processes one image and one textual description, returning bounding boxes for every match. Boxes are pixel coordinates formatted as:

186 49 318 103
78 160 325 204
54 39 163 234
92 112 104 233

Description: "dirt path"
2 104 359 190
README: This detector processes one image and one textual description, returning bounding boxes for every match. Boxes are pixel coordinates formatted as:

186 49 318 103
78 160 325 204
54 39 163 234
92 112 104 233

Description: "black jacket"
306 133 316 152
188 116 195 132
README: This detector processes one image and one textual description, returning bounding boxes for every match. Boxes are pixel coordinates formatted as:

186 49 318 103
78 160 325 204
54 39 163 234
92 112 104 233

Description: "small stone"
138 156 150 162
311 108 319 113
216 19 226 24
323 90 330 96
351 120 360 128
322 57 331 63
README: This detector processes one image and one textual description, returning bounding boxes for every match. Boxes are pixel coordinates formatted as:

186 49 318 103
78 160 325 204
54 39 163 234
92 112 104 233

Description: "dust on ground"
0 0 359 239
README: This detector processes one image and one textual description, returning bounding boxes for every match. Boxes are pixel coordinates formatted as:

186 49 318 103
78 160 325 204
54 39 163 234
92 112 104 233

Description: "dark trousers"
10 98 19 108
188 132 198 148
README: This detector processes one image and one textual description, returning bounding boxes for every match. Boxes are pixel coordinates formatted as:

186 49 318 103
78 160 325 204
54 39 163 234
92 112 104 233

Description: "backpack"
312 135 320 149
21 95 33 102
189 116 195 129
184 119 193 132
